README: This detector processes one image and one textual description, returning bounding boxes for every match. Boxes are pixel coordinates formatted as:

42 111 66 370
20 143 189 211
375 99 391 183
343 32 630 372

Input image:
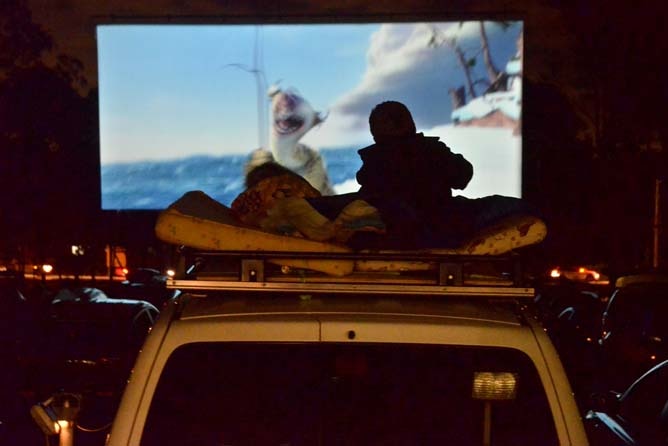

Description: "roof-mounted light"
473 371 519 446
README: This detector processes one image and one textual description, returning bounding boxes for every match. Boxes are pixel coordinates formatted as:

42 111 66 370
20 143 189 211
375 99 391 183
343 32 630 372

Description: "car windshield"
141 343 557 446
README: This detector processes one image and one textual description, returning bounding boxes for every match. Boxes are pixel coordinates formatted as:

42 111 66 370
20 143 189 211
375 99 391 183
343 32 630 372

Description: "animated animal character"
245 86 334 195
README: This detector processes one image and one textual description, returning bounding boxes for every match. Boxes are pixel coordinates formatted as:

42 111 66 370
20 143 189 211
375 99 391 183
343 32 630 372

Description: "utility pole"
653 178 662 269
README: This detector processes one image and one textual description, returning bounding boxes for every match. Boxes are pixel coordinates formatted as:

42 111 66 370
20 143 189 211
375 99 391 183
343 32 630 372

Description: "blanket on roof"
229 167 542 251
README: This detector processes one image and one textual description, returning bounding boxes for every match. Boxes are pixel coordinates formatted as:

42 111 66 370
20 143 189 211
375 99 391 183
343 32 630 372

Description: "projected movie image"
97 21 523 210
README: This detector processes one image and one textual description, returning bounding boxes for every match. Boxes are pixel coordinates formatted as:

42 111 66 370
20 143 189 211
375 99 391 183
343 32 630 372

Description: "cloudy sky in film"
97 20 522 163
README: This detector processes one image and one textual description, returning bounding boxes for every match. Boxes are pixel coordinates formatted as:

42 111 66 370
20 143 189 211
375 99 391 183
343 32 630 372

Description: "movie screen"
97 20 523 210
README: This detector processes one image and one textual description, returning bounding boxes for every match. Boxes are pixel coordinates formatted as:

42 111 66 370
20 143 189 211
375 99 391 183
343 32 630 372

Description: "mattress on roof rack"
156 191 547 277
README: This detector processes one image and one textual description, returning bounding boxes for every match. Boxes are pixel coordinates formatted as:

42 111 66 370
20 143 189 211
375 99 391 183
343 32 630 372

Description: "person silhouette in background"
351 101 473 248
300 100 472 248
357 101 473 206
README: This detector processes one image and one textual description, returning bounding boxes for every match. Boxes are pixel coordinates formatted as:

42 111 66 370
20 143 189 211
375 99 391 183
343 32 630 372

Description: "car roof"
615 273 668 288
177 292 524 327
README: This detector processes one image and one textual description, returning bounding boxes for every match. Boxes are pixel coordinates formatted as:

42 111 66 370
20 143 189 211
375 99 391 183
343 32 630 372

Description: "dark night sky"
3 0 667 273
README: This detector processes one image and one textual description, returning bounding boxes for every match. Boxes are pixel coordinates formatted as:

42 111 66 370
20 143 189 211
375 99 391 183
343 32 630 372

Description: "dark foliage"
0 0 99 259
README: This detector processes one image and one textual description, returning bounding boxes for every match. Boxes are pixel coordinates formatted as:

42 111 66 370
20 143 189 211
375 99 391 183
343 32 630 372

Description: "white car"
107 252 588 446
549 266 608 283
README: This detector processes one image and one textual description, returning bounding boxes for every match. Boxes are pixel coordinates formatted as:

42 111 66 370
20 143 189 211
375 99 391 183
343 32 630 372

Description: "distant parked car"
120 268 171 307
548 266 609 283
48 287 160 357
121 268 167 288
599 273 668 388
585 359 668 445
4 286 161 445
26 288 160 411
535 283 607 397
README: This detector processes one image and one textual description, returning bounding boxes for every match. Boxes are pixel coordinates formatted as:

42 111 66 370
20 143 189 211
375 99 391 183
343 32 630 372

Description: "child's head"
368 101 416 142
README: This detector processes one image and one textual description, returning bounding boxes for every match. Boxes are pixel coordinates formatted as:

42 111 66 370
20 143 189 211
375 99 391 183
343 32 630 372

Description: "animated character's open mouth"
274 114 305 135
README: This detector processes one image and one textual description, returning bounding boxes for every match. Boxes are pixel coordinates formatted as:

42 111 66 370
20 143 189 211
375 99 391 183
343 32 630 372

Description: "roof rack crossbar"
168 248 530 291
167 279 534 299
178 248 519 262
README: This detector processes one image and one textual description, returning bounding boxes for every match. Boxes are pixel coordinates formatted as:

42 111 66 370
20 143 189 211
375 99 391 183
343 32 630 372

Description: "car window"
141 343 558 446
605 284 668 337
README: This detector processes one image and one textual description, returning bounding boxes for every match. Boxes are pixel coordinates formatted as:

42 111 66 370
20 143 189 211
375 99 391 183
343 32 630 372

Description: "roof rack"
166 249 534 299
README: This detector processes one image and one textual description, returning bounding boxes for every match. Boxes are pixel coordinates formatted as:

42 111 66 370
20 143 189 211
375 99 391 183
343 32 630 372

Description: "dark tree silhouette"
0 0 52 76
0 0 98 263
428 25 478 101
429 21 514 106
478 22 501 86
520 1 668 270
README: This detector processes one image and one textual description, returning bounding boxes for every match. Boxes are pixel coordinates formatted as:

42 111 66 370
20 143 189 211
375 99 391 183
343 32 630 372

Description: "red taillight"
114 267 128 277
